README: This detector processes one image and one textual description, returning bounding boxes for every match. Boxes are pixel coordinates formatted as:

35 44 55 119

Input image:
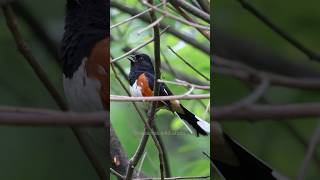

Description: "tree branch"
297 123 320 180
174 0 210 23
214 103 320 121
236 0 320 61
0 106 106 126
111 94 210 101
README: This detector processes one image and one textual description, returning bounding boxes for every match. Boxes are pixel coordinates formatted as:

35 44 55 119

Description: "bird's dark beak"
128 54 135 63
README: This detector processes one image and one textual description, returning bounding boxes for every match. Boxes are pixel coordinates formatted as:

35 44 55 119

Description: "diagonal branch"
2 5 67 111
168 1 210 40
174 0 210 23
297 123 320 180
214 103 320 121
141 0 210 31
168 46 209 81
236 0 320 61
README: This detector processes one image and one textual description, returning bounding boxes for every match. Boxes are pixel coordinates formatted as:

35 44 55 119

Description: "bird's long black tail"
213 133 285 180
176 105 210 136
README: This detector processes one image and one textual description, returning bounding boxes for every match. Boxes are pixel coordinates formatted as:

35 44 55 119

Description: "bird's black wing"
144 72 173 109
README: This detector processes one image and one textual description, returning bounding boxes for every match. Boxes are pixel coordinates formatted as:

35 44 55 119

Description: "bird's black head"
62 0 108 78
128 53 154 73
65 0 108 32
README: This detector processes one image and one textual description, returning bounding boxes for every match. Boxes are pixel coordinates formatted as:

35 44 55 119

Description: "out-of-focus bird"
61 0 109 179
212 122 288 180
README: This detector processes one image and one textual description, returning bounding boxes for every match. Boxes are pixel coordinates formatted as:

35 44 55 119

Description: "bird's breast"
131 73 153 97
63 57 105 112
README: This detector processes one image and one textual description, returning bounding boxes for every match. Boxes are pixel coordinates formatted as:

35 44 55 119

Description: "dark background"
214 0 320 179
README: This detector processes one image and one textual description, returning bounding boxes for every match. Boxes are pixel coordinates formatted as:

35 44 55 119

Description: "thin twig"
137 152 147 177
158 79 209 90
110 168 125 179
202 152 215 168
111 27 168 63
217 77 270 114
111 94 210 101
236 0 320 61
137 16 164 35
2 5 68 111
126 134 150 180
174 0 210 23
168 1 210 40
161 50 177 77
215 102 320 121
140 0 210 30
111 2 164 29
282 122 320 170
168 46 209 81
297 122 320 180
215 56 320 90
196 0 210 14
0 109 106 126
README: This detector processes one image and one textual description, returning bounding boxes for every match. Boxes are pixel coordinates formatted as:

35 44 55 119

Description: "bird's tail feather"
176 105 210 136
213 133 287 180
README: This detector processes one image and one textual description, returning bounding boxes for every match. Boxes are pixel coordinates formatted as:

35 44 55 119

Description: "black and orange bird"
62 0 109 112
128 53 210 136
61 0 109 178
212 123 288 180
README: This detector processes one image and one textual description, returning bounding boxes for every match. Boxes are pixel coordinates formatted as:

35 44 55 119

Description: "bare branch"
157 79 209 90
168 1 210 40
297 123 320 180
215 56 320 90
111 94 210 101
1 5 68 111
0 107 106 126
217 77 270 114
110 168 125 179
236 0 320 61
174 0 210 23
110 2 164 29
137 16 164 35
168 46 209 81
214 103 320 121
282 122 320 170
140 0 210 30
196 0 210 14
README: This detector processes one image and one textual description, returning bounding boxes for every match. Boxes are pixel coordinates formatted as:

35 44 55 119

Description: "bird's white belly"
130 80 143 97
63 58 104 112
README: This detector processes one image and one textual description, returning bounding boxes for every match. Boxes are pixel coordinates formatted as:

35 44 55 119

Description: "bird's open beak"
128 54 135 63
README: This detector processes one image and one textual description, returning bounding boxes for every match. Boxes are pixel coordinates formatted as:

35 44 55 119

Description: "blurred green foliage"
0 0 105 179
111 0 210 179
214 0 320 179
